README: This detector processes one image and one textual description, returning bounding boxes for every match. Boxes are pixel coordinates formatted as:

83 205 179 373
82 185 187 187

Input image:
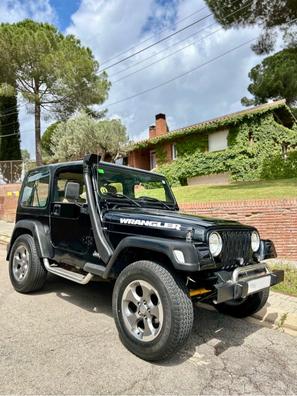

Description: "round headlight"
251 231 260 252
209 232 223 257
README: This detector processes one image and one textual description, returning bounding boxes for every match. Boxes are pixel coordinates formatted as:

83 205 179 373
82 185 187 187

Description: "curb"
0 235 9 246
253 306 297 332
196 301 297 334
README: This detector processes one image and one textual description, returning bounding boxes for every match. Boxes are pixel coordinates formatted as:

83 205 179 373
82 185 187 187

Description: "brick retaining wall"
180 199 297 259
0 184 20 196
0 196 18 222
0 184 20 222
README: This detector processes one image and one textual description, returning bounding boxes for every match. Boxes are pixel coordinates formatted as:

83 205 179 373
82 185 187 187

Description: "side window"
20 169 50 208
54 171 86 204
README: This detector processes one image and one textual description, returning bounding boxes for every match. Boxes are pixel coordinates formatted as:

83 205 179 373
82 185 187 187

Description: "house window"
150 150 156 170
172 144 178 160
208 129 228 152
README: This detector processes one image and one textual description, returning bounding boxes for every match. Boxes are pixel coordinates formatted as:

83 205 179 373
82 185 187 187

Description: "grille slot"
218 230 252 269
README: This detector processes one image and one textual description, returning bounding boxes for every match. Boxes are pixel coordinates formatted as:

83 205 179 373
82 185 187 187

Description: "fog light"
173 250 185 264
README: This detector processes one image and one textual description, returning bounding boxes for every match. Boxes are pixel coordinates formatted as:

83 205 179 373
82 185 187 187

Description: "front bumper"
215 263 284 304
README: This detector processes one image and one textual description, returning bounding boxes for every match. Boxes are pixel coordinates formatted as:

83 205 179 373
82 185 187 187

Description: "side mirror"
65 181 80 201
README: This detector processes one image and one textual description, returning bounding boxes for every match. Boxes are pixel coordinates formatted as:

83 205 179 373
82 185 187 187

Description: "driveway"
1 246 297 395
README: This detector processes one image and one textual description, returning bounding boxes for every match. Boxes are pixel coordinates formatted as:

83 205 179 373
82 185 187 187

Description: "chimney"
149 125 156 139
155 113 168 137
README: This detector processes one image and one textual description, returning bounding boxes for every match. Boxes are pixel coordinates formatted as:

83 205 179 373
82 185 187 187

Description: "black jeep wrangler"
7 154 283 361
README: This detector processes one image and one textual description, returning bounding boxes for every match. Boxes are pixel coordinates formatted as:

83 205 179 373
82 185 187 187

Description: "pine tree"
0 94 21 161
0 20 110 165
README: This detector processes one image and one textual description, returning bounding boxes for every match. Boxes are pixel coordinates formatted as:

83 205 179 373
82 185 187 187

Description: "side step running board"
83 262 106 277
43 258 93 285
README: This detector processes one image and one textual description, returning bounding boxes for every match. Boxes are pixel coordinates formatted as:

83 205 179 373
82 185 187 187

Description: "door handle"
52 204 61 216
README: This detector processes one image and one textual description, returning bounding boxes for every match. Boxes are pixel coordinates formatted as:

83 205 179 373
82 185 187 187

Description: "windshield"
95 164 176 208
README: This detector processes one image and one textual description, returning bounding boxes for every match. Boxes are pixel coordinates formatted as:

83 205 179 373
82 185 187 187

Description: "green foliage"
155 145 167 165
205 1 297 54
269 263 297 298
0 94 21 161
41 121 61 157
95 119 129 161
261 151 297 179
158 150 230 186
157 112 297 185
21 149 30 162
50 112 128 162
176 134 208 156
0 20 110 164
242 48 297 110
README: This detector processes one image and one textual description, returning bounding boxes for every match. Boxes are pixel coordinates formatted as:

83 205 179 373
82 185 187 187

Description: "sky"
0 0 265 158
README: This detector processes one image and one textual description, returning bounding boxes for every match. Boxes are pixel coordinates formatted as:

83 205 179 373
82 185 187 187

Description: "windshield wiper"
137 196 171 210
104 192 142 208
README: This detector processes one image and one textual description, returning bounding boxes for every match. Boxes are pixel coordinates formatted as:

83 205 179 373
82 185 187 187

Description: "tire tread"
9 234 47 293
113 260 194 361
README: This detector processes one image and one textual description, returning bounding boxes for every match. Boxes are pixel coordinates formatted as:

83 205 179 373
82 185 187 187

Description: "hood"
103 207 255 242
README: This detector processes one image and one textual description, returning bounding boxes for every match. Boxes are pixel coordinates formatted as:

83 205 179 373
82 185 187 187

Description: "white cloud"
66 0 264 143
0 0 56 24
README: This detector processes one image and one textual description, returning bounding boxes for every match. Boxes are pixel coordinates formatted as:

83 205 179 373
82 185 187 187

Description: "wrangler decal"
119 218 181 230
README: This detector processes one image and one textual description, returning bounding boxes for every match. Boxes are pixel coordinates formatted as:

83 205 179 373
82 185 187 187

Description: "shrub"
261 151 297 179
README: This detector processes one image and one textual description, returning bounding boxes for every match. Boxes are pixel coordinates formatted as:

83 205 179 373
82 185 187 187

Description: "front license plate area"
247 275 271 295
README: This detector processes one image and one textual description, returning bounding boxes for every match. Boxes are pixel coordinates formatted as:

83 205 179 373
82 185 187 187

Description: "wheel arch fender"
103 236 200 278
6 220 54 261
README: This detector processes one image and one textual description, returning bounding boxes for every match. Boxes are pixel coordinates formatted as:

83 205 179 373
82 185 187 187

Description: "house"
127 99 296 184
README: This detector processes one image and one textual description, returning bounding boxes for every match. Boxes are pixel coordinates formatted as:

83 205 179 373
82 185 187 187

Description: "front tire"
112 260 194 361
9 234 47 293
215 288 269 318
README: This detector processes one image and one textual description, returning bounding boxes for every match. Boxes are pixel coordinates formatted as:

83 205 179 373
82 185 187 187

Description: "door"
50 170 98 265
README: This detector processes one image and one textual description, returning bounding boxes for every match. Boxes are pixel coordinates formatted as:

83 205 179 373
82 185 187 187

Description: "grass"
268 263 297 297
143 178 297 203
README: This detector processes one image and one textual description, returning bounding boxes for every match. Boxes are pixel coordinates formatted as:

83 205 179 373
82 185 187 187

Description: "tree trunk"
35 99 42 166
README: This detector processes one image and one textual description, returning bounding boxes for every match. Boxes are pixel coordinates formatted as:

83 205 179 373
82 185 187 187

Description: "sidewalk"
1 220 297 333
252 291 297 333
0 220 14 245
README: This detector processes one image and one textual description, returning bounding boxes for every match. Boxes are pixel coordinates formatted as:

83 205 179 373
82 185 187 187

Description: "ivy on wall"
131 100 290 151
156 112 297 185
175 134 208 156
155 145 167 165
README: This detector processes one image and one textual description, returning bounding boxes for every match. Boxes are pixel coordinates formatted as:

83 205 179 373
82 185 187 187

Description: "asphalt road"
1 246 297 395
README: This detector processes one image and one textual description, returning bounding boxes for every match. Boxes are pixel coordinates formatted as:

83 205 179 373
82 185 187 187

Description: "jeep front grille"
218 230 252 269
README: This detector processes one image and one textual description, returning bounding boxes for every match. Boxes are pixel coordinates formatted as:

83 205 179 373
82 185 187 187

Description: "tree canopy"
41 121 61 157
205 0 297 54
0 20 110 165
50 112 128 162
241 48 297 112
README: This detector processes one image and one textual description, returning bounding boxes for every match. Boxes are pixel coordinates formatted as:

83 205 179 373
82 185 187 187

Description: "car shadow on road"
36 273 114 317
36 274 273 366
163 305 276 367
